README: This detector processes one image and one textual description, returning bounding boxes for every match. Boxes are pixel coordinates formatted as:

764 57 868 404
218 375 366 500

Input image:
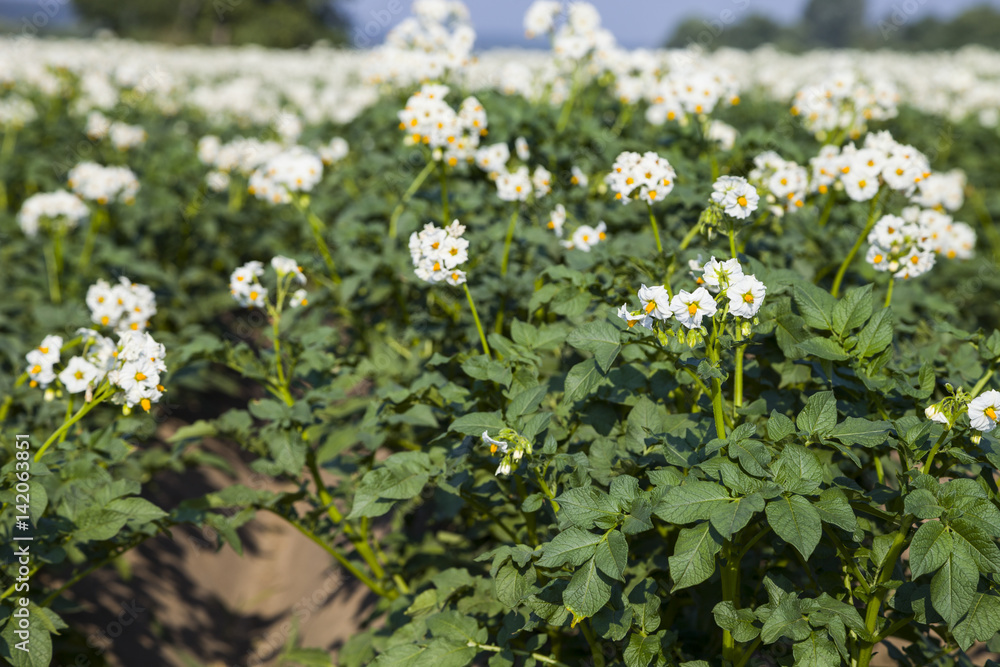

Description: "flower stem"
464 283 491 358
500 206 518 277
79 206 107 274
721 539 741 663
816 189 837 228
831 190 881 298
44 236 62 304
708 321 728 440
468 642 572 667
970 367 995 398
679 221 702 250
389 160 435 240
439 160 450 224
883 276 894 309
1 127 16 161
304 208 341 284
734 343 746 413
35 388 111 461
646 202 664 254
728 223 738 258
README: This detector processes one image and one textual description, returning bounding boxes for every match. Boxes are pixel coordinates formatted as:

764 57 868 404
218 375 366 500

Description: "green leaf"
427 611 485 644
832 285 873 334
728 437 772 477
766 495 822 559
760 595 810 643
794 282 837 331
567 320 622 373
909 522 952 579
767 410 795 442
536 528 603 568
904 489 944 520
951 517 1000 574
420 639 478 667
855 309 894 358
930 546 977 626
623 632 662 667
494 562 531 609
609 475 641 511
654 482 731 524
563 557 613 621
828 418 892 447
953 590 1000 651
347 465 429 519
796 391 837 438
507 385 548 419
792 632 841 667
797 337 850 361
562 359 607 405
813 488 857 532
594 530 629 581
106 497 168 524
371 644 427 666
267 430 306 475
712 601 760 643
249 398 290 421
773 444 823 495
668 522 722 591
710 493 765 539
556 486 619 530
450 411 506 436
0 605 53 667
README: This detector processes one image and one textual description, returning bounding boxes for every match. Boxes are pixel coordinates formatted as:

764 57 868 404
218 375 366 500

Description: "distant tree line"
667 0 1000 51
63 0 346 48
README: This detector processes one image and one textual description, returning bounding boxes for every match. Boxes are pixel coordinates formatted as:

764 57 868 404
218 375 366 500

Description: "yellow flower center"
687 303 698 316
135 372 147 381
911 255 919 264
644 301 656 313
75 371 84 380
433 262 441 271
737 196 747 207
39 346 48 354
743 293 754 303
873 254 883 263
31 365 41 374
858 179 867 188
250 291 258 300
140 398 152 412
986 406 997 421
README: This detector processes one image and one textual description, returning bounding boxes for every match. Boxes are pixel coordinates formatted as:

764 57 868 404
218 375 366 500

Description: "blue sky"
344 0 1000 48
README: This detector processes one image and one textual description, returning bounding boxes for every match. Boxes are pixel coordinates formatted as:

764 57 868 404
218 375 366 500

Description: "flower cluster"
409 220 469 285
911 169 965 211
808 131 930 201
560 221 607 253
792 71 899 140
645 64 741 124
618 257 766 335
710 176 760 220
481 429 533 476
86 113 147 150
605 151 677 205
865 213 936 279
748 152 808 214
364 0 474 86
25 320 168 411
17 190 89 238
229 256 308 309
248 147 324 205
86 276 158 332
398 84 487 165
67 162 140 205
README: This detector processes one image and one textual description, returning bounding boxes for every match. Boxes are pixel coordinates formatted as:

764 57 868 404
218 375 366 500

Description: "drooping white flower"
617 304 653 330
637 284 672 321
482 431 508 455
701 257 744 292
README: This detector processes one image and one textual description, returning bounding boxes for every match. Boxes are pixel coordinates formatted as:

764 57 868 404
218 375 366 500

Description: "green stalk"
579 620 606 667
728 223 737 259
439 160 450 224
721 539 741 663
500 206 519 277
883 276 895 309
1 127 16 161
969 367 995 398
733 343 746 413
708 321 728 440
463 283 491 358
304 208 341 284
646 202 664 254
79 206 107 274
468 642 572 667
556 67 580 133
44 237 62 304
35 387 112 461
816 189 837 228
679 221 702 250
389 160 436 240
831 189 882 298
857 430 948 666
